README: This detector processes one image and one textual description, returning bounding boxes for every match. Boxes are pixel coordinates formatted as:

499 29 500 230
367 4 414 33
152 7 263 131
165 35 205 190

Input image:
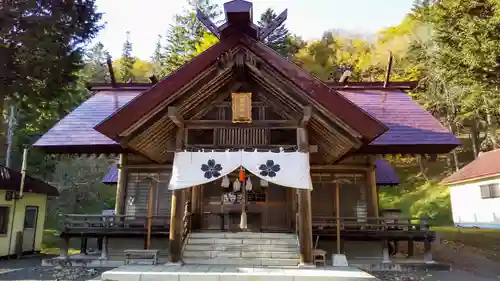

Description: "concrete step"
187 238 297 245
184 243 298 252
183 250 299 259
183 258 299 266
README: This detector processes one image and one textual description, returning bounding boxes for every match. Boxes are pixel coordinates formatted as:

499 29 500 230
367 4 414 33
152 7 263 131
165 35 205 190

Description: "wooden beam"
300 106 312 127
168 106 184 127
310 164 371 171
106 55 117 88
383 51 393 88
259 9 288 41
185 120 299 129
197 9 220 38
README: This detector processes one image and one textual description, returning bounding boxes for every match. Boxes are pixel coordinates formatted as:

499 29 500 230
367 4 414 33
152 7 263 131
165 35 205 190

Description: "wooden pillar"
297 106 313 266
191 186 201 230
366 157 378 218
100 237 108 259
60 237 69 258
169 189 185 263
298 189 313 265
114 153 128 215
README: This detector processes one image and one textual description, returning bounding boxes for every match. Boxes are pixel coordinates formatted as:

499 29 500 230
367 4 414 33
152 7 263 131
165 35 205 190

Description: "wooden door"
23 206 38 252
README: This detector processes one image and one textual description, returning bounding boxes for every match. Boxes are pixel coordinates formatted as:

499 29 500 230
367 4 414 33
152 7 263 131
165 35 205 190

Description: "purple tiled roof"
375 159 400 186
33 91 140 150
102 164 119 184
102 160 400 186
34 88 459 152
337 90 461 147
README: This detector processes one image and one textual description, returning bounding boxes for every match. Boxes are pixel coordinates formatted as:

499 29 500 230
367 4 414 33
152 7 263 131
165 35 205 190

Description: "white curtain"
168 151 241 190
168 150 313 190
242 150 312 190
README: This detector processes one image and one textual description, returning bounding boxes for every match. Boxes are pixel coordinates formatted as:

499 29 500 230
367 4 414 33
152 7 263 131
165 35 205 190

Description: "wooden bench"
124 249 159 265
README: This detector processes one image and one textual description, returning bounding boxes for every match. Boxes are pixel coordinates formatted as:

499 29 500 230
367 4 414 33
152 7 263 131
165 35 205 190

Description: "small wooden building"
443 149 500 229
0 166 59 257
33 0 460 266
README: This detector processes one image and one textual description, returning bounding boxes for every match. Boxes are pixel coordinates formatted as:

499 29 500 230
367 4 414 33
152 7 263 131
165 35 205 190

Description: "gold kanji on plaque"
231 92 252 123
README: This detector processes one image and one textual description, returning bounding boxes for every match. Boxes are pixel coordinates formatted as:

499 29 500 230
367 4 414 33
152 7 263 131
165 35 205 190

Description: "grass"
379 157 455 225
41 229 80 255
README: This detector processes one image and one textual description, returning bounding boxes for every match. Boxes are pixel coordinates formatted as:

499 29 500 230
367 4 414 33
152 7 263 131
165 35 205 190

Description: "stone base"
332 254 349 267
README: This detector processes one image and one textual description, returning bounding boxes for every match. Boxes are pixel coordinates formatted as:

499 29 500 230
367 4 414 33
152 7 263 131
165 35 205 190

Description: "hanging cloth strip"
168 150 241 190
168 150 313 190
241 150 312 190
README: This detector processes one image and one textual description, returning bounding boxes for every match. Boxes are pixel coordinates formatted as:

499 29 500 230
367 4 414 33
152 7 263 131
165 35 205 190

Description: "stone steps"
183 232 299 266
183 257 299 266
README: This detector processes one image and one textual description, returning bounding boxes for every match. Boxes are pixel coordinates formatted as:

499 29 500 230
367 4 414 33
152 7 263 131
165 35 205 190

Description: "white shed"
442 149 500 229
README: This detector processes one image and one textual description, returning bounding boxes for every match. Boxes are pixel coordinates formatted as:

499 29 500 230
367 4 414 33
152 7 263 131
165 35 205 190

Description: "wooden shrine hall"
34 0 460 267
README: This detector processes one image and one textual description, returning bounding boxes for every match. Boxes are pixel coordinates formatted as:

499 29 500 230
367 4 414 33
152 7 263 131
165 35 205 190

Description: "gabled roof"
442 149 500 185
102 158 400 186
338 89 461 154
94 34 387 144
0 166 59 196
33 87 460 155
33 91 140 153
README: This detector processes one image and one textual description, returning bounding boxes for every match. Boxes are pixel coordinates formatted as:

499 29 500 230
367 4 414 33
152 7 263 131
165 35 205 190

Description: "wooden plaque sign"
231 92 252 123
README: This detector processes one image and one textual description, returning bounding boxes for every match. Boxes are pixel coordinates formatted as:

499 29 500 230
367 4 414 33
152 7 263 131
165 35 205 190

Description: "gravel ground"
2 243 500 281
0 256 105 281
370 269 500 281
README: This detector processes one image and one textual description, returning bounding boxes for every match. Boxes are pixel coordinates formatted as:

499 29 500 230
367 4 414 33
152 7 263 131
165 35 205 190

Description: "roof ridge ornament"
197 0 287 41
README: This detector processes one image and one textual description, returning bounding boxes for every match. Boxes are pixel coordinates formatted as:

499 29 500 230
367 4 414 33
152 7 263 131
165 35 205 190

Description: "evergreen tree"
82 42 110 83
151 35 164 77
162 0 221 73
120 31 136 82
258 8 293 58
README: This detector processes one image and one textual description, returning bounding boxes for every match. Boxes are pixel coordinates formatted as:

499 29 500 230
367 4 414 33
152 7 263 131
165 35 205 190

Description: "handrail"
63 214 170 230
311 216 431 231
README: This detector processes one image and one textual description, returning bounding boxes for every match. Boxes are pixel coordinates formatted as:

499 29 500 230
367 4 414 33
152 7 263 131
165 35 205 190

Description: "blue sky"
93 0 415 60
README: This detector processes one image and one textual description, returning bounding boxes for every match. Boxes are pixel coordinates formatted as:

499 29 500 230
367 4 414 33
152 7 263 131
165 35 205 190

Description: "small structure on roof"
0 165 59 257
443 149 500 229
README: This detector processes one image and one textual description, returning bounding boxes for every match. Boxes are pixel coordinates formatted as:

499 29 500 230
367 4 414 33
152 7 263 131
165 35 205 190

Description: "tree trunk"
418 155 428 181
483 95 498 149
446 123 459 171
470 119 479 159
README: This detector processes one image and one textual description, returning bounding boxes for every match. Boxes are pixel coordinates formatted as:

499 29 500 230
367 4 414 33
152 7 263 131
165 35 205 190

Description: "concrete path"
102 264 378 281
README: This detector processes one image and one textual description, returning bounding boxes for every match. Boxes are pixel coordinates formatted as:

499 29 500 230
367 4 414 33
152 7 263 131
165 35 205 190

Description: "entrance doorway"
22 206 38 252
201 178 291 232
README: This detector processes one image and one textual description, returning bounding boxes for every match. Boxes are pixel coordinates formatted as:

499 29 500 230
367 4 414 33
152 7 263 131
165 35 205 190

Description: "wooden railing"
63 214 171 231
312 216 431 232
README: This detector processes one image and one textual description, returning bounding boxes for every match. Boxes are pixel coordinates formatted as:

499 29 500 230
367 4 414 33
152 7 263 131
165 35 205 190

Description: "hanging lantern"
232 92 252 123
239 167 246 182
233 179 241 192
260 179 269 187
245 177 253 191
221 175 230 188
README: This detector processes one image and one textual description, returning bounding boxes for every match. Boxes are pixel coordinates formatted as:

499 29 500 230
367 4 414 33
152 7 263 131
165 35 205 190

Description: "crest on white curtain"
221 175 230 188
245 177 253 191
233 179 241 192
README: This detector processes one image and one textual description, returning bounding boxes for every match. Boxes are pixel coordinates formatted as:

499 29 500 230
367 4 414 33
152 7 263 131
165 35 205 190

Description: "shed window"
0 206 9 235
480 183 500 199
